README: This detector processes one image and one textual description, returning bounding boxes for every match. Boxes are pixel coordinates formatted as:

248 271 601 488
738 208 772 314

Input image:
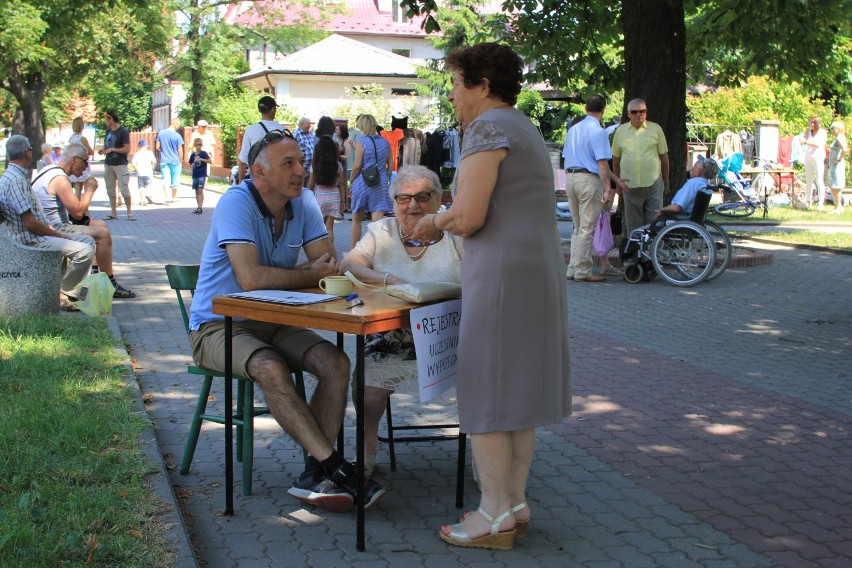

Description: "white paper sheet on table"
227 290 339 305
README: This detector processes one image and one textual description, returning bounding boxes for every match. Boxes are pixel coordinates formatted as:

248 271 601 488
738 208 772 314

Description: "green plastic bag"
71 272 116 317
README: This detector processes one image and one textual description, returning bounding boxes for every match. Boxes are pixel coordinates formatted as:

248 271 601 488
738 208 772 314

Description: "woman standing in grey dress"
412 43 571 551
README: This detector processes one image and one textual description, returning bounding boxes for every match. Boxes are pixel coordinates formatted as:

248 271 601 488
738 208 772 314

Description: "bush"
686 76 840 136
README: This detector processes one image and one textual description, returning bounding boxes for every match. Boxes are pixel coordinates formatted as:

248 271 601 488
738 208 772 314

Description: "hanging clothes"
380 128 405 172
422 131 445 174
390 115 409 131
399 130 421 168
443 128 459 168
739 130 755 164
713 130 743 160
778 136 794 167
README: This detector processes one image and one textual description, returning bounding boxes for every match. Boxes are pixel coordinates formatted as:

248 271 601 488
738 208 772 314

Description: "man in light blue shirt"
156 118 185 203
562 95 629 281
189 130 385 512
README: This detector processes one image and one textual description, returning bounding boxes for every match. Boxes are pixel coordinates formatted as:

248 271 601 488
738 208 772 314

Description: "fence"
127 127 231 180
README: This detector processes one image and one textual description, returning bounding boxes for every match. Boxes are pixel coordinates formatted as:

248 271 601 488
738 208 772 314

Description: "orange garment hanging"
380 128 405 172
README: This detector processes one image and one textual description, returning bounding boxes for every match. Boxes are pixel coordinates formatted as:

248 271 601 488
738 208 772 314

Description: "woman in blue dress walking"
349 114 393 248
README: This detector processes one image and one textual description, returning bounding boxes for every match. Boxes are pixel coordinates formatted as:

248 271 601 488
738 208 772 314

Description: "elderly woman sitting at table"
339 164 463 478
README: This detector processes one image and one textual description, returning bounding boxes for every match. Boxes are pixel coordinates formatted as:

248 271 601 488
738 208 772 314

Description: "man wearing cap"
131 140 157 205
156 118 185 204
293 117 317 186
237 95 283 183
31 142 136 298
0 135 94 308
48 143 63 165
193 119 216 160
99 110 133 220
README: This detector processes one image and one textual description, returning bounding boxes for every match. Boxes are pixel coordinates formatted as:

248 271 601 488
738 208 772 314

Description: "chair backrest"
164 264 200 336
690 187 713 225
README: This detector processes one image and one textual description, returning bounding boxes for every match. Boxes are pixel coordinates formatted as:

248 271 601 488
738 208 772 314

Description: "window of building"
391 48 411 58
392 0 410 23
391 88 417 96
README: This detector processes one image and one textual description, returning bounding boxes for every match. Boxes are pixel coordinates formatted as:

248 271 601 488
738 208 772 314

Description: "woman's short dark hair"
445 43 523 106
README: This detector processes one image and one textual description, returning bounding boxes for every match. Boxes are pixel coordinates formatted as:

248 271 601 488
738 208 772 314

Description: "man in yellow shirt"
612 98 670 233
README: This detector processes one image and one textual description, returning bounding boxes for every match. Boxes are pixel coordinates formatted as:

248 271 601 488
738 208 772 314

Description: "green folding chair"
165 264 307 496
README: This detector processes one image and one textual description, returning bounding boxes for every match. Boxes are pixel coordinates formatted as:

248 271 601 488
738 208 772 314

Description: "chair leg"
180 375 214 475
455 433 466 509
385 397 397 471
242 379 254 496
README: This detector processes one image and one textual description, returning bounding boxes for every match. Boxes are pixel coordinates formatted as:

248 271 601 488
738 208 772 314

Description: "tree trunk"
5 66 48 170
622 0 687 195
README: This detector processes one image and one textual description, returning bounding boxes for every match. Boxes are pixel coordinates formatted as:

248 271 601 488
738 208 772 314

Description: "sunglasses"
248 129 295 166
629 109 648 115
74 156 89 168
402 237 442 247
393 192 434 204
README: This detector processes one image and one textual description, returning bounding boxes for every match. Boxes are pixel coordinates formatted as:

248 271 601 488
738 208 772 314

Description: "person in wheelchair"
656 156 718 219
620 156 719 287
636 155 718 236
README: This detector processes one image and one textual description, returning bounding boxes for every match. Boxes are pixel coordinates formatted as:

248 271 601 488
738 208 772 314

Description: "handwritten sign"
411 299 462 402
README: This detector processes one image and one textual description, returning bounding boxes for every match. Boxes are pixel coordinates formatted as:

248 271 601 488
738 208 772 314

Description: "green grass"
708 203 852 224
0 316 172 567
732 230 852 250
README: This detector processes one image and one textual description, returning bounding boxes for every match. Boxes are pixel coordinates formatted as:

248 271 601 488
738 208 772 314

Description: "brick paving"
88 163 851 567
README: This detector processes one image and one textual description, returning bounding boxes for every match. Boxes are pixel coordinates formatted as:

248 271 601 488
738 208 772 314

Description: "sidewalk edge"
106 317 199 568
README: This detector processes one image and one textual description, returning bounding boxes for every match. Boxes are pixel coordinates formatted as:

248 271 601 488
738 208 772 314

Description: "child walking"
308 135 346 244
188 138 210 214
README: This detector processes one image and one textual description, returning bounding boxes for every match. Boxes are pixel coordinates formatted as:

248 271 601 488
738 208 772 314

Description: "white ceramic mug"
318 276 352 297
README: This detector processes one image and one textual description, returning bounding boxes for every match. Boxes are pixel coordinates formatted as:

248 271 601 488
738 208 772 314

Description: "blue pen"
344 293 359 302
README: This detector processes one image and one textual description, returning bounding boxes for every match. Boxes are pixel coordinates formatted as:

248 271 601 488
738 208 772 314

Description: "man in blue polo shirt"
189 130 384 512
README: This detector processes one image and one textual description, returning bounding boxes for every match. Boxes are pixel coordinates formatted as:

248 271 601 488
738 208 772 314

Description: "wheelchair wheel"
713 201 756 218
650 221 716 287
623 262 645 284
703 220 732 281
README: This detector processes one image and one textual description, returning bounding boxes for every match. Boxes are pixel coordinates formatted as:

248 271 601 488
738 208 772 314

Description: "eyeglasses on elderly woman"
393 192 435 204
248 128 296 166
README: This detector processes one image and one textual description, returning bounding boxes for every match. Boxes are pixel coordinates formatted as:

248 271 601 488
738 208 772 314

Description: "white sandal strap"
509 502 528 515
477 507 514 536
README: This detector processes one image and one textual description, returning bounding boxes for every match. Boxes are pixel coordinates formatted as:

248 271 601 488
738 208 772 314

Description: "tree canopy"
400 0 852 187
0 0 171 154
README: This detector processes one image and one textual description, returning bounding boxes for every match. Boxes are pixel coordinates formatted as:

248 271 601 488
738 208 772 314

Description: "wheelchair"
619 186 730 287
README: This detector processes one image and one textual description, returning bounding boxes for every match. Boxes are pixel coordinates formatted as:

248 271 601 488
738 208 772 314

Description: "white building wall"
242 75 430 122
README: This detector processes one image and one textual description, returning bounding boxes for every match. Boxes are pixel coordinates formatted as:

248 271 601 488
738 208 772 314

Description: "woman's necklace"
397 220 429 260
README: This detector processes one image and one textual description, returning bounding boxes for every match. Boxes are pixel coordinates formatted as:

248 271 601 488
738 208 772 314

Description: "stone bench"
0 230 63 315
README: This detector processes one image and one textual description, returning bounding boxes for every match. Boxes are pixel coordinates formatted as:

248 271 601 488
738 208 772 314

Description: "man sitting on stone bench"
0 135 94 310
32 142 136 298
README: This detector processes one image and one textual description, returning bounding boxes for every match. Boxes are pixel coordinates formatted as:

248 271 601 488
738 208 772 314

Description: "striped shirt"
0 163 50 246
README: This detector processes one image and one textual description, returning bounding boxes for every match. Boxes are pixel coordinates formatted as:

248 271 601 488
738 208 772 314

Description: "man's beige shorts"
189 320 328 379
104 164 131 199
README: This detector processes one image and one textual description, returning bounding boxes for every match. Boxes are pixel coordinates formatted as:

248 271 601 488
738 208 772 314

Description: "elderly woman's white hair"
388 165 441 198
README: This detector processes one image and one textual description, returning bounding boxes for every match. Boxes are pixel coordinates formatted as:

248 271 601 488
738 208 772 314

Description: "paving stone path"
89 164 849 567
